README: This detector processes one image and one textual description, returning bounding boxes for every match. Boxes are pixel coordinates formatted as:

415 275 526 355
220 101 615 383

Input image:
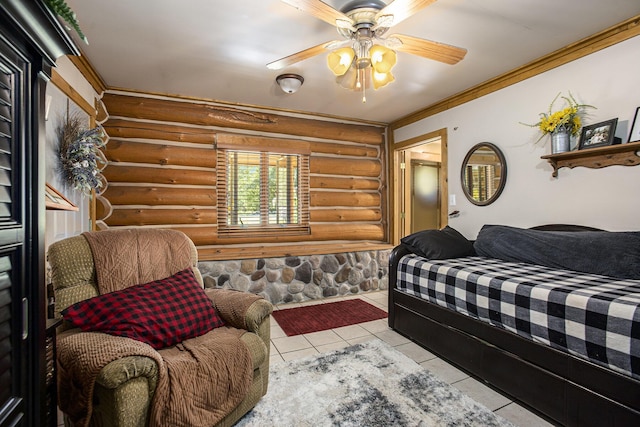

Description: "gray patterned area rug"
235 339 514 427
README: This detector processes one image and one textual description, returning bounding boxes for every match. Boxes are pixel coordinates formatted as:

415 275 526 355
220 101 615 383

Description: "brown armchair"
47 229 272 426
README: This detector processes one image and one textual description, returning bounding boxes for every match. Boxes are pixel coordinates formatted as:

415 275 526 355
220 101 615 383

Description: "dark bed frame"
388 240 640 427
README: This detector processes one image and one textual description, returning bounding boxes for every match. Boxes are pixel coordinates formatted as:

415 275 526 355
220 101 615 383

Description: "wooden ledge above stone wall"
198 242 394 262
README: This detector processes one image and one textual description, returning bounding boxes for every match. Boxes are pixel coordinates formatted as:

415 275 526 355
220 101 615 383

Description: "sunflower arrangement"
524 92 595 141
57 113 106 196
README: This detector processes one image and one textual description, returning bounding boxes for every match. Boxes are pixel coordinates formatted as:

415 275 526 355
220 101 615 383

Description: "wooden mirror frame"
460 142 507 206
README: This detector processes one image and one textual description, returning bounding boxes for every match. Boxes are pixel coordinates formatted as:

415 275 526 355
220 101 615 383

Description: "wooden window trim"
217 140 310 239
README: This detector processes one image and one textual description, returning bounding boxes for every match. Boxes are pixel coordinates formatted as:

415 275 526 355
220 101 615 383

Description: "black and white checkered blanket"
398 254 640 379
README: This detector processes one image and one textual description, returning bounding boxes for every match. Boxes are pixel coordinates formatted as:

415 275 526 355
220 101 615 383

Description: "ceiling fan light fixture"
272 0 467 101
327 47 356 76
372 70 394 89
370 44 397 74
276 73 304 94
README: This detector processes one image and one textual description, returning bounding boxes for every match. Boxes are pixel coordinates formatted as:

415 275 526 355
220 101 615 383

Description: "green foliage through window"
226 151 300 226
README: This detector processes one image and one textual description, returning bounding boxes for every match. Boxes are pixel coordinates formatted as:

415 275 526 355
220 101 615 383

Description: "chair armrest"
205 289 273 333
57 328 163 424
96 355 159 390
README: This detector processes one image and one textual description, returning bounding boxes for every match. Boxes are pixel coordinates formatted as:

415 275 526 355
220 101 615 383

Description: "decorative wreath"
57 113 107 196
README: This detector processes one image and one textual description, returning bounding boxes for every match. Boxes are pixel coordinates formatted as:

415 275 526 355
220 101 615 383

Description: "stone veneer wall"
198 249 392 305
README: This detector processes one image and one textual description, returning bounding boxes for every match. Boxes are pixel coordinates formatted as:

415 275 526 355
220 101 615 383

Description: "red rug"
272 298 388 336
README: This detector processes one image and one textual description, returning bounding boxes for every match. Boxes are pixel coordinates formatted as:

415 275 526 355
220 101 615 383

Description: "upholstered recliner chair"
48 228 272 427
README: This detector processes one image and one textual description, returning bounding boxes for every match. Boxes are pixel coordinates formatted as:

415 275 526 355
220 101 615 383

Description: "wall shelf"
45 183 78 211
541 141 640 177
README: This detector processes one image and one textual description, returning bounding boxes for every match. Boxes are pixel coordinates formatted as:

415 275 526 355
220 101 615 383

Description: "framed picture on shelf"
578 118 618 150
628 107 640 143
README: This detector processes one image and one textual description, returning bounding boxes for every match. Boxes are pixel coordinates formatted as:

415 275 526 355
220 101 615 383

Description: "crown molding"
67 52 107 94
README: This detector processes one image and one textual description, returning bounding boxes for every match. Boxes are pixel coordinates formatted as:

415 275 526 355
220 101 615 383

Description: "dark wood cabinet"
0 2 77 426
45 319 62 427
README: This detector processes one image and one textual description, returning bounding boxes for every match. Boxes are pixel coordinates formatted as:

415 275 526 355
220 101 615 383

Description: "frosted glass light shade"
370 45 397 74
372 70 394 89
276 74 304 94
327 48 356 76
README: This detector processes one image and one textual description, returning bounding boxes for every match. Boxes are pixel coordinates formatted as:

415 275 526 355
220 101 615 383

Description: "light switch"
449 194 456 206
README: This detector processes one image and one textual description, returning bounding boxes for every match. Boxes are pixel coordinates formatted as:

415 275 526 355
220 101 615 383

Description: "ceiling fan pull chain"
361 68 367 103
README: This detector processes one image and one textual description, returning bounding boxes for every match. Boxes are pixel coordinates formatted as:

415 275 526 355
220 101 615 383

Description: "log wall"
98 92 388 259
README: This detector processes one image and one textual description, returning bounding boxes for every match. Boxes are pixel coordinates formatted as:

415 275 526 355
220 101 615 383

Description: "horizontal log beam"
310 208 381 222
310 156 381 177
105 208 217 226
311 191 380 207
103 118 216 145
310 176 379 190
102 93 385 145
103 165 215 186
104 140 216 168
309 141 378 157
102 186 216 206
100 222 384 246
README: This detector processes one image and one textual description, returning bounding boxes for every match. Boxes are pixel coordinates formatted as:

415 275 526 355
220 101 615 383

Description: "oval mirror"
461 142 507 206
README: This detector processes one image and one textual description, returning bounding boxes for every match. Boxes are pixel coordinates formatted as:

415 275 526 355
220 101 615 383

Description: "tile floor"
269 290 555 427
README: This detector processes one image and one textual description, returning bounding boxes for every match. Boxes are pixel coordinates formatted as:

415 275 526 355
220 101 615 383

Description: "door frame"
389 128 448 245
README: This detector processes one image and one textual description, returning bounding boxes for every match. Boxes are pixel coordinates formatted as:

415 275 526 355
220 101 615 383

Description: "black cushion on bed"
474 224 640 280
401 226 474 259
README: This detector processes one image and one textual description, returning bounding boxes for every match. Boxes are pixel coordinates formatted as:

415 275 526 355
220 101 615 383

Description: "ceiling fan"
267 0 467 100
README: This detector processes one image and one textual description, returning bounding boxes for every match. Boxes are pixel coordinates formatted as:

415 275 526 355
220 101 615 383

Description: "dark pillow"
474 225 640 280
62 267 225 349
401 226 474 259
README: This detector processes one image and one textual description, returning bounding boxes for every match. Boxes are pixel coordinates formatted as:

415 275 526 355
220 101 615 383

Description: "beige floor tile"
270 323 287 339
269 353 285 365
420 358 469 384
303 329 344 347
271 335 312 353
495 402 555 427
373 329 411 346
332 324 372 340
395 341 437 363
362 290 388 302
280 347 319 361
276 302 303 309
315 341 350 353
368 300 388 312
346 335 378 346
451 377 512 411
359 318 390 334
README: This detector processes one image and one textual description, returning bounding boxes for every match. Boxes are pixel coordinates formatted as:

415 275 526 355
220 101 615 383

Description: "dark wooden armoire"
0 1 77 425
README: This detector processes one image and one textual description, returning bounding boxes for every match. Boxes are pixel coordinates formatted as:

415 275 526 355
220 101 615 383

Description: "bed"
388 224 640 427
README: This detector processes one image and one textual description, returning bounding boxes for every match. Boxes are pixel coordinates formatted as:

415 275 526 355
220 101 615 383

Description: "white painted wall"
45 57 98 252
393 35 640 239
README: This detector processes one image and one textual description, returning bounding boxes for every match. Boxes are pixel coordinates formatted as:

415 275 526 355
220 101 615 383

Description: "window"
217 141 309 238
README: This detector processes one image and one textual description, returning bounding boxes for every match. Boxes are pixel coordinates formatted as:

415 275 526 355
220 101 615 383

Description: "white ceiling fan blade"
376 0 437 27
267 41 336 70
281 0 354 28
392 34 467 65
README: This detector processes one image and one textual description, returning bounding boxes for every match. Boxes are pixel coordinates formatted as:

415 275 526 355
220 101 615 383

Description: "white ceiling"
63 0 640 124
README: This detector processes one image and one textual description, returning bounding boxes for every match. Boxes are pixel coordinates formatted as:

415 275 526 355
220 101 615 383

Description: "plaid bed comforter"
397 254 640 379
